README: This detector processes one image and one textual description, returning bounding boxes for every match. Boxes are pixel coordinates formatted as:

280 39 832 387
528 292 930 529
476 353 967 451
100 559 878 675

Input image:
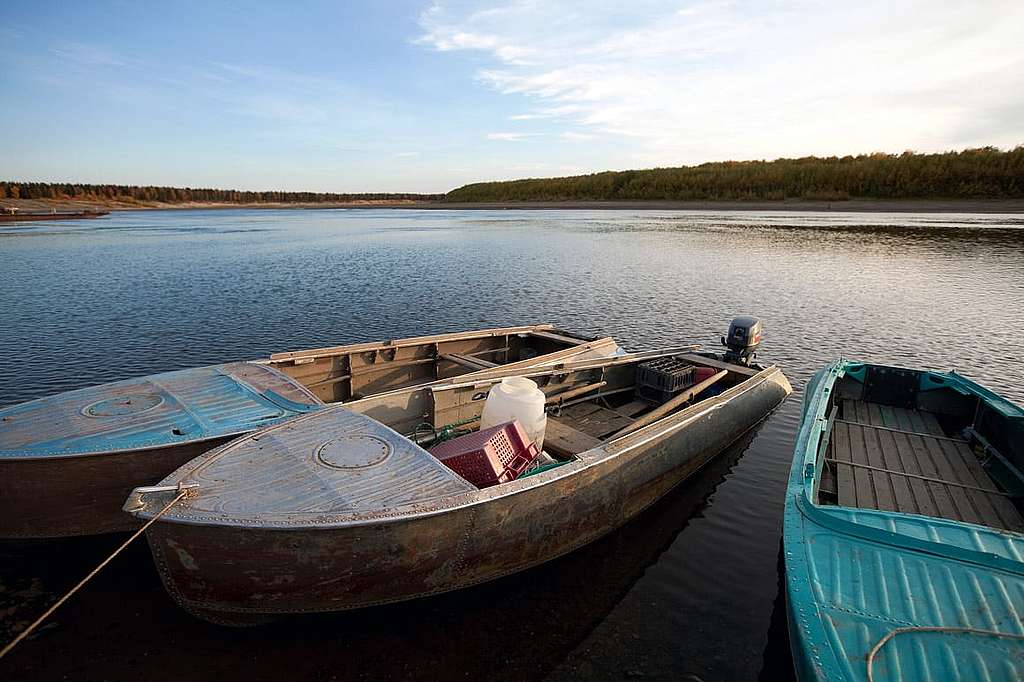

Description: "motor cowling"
722 315 762 366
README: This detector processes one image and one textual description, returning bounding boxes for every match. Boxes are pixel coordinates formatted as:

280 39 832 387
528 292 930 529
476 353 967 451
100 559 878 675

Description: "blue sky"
2 1 1022 193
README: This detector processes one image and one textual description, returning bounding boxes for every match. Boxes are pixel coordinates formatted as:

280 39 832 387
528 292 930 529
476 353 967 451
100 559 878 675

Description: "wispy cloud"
486 131 543 141
420 1 1024 164
394 151 421 158
51 41 126 68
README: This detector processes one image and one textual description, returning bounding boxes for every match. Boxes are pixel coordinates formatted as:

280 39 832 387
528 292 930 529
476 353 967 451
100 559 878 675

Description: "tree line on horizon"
444 147 1024 202
0 182 442 204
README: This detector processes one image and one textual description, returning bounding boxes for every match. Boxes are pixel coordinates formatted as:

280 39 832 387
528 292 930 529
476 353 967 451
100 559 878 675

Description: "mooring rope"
0 488 190 660
866 625 1024 682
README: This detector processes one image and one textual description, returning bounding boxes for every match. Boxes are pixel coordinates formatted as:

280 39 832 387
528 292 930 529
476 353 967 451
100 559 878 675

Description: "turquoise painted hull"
784 360 1024 681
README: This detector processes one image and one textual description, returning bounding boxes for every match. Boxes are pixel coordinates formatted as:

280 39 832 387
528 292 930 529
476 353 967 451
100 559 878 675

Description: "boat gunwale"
263 324 563 362
133 362 787 530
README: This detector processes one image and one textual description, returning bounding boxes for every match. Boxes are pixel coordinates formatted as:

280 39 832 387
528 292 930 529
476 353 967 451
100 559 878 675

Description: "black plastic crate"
636 358 696 403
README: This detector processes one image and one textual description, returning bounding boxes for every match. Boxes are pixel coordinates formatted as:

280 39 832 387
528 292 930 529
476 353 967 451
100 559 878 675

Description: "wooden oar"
609 369 728 439
544 381 607 404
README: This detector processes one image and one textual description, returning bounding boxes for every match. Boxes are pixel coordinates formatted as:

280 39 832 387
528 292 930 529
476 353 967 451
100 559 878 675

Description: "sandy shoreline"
4 197 1024 214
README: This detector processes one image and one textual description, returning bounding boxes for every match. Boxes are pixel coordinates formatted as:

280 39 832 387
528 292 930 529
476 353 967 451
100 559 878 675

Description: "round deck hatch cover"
83 393 164 417
316 435 391 469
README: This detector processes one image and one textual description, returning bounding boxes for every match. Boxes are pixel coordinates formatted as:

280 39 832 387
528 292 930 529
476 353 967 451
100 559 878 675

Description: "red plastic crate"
430 421 539 488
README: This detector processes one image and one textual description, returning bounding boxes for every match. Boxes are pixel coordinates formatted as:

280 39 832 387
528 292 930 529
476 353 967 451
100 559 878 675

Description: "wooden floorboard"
556 403 633 439
614 400 651 418
831 399 1023 532
544 417 603 458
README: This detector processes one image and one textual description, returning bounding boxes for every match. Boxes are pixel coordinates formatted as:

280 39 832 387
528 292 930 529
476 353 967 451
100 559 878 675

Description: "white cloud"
486 131 542 141
561 131 595 141
393 151 421 158
419 1 1024 165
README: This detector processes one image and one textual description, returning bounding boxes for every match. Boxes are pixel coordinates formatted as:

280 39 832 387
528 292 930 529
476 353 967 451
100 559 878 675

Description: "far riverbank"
4 197 1024 215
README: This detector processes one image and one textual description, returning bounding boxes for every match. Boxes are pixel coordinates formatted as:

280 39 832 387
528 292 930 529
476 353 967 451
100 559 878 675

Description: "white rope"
867 625 1024 682
0 489 190 660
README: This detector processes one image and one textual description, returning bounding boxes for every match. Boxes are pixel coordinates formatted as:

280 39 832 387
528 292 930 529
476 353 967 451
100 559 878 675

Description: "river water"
1 209 1022 680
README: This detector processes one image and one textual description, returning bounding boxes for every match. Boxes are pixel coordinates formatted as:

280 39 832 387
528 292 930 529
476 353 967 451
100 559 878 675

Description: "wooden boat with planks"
785 360 1024 682
127 327 791 624
0 325 618 539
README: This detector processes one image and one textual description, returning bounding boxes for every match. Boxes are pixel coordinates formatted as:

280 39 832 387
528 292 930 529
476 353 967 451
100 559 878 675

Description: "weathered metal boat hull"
145 367 791 622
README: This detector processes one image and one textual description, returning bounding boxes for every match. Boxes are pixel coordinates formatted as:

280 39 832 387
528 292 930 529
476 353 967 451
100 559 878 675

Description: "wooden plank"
846 424 881 511
832 421 858 507
439 353 498 371
527 330 588 346
903 408 946 437
860 409 901 509
570 405 634 438
561 402 604 420
916 430 981 525
544 381 607 405
937 438 1021 531
878 404 936 517
843 414 876 509
823 459 1011 495
890 406 960 521
854 403 897 511
956 435 1024 530
866 403 914 513
613 400 651 418
676 353 759 377
834 418 968 443
544 417 602 458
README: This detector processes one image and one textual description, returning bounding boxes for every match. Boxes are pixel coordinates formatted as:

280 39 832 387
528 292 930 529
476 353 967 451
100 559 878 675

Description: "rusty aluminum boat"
129 322 791 624
0 325 617 538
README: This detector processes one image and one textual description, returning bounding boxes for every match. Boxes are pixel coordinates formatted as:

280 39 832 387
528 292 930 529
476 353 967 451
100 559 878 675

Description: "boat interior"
347 350 763 488
814 364 1024 532
265 326 609 404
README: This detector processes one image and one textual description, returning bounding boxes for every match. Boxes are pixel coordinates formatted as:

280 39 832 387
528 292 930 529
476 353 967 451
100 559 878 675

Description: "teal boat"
784 359 1024 681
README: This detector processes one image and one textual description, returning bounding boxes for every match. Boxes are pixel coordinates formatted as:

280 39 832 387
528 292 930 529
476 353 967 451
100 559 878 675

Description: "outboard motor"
722 315 762 366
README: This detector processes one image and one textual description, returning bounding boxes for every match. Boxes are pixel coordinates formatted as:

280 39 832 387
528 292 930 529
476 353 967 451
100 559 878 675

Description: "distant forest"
445 147 1024 202
0 182 441 204
5 147 1022 206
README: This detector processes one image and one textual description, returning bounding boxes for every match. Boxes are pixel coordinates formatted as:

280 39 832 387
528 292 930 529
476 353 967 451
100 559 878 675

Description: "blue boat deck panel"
794 504 1024 682
820 399 1023 532
0 362 323 458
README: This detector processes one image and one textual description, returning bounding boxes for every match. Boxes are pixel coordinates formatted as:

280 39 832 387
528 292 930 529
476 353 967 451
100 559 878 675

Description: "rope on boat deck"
866 626 1024 682
0 488 192 660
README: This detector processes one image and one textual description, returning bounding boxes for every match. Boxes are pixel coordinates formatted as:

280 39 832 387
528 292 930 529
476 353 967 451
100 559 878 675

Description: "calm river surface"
2 208 1023 681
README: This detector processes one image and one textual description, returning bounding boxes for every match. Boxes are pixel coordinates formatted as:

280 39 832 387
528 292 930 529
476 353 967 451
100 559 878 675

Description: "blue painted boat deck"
0 362 322 458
